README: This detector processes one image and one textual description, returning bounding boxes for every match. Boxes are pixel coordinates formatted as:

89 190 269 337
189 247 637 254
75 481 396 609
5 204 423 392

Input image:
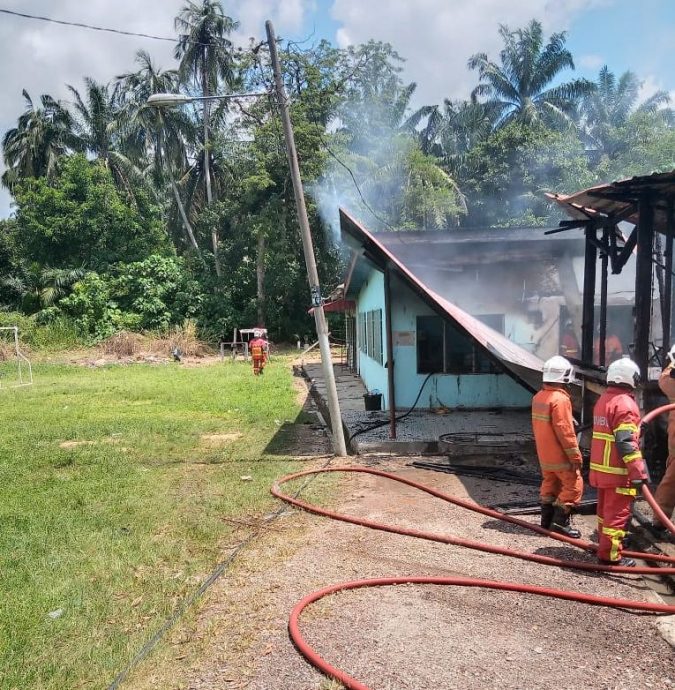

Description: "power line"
0 8 177 42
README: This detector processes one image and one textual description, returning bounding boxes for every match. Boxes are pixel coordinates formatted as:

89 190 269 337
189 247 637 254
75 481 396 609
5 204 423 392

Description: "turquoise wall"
355 266 532 410
388 274 532 410
356 269 389 407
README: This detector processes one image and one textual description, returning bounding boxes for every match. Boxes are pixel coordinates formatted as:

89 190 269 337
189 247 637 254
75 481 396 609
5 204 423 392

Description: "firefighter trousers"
654 422 675 523
540 468 583 507
596 486 636 562
654 454 675 523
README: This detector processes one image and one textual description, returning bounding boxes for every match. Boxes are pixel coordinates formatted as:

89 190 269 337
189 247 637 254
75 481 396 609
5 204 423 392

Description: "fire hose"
271 404 675 690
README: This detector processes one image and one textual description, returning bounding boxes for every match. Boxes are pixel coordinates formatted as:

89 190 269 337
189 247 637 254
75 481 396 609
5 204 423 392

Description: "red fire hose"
272 404 675 690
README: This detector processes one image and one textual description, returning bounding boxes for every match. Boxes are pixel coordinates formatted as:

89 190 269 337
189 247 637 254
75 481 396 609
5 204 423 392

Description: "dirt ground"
130 449 674 690
123 365 675 690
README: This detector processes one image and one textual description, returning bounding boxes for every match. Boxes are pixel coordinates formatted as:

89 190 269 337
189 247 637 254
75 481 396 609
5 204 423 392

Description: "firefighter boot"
540 503 555 529
551 506 581 539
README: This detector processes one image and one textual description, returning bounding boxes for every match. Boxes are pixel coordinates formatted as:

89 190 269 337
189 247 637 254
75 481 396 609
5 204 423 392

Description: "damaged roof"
340 209 544 392
547 169 675 235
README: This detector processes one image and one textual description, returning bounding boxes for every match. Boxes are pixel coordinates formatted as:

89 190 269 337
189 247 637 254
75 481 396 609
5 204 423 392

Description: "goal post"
0 326 33 388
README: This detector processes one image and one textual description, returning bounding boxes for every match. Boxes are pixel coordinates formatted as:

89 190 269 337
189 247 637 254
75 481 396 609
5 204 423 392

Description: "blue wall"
355 267 532 410
356 269 389 407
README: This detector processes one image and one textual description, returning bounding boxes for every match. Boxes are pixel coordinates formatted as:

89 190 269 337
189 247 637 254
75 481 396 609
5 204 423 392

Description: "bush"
0 311 83 350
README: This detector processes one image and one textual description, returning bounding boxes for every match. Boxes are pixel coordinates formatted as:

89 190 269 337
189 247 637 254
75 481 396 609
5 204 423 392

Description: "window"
417 315 498 374
417 316 444 373
477 313 505 334
358 309 383 364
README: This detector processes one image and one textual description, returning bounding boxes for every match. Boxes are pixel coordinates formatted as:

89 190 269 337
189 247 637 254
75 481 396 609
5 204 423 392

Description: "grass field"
0 357 310 689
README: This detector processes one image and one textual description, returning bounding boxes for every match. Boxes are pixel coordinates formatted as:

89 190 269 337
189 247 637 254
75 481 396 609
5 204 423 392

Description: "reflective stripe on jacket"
590 386 646 488
531 385 582 471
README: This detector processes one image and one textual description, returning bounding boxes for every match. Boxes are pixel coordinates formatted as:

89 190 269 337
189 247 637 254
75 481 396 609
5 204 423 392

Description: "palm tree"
581 66 671 156
2 265 85 314
66 78 145 204
468 20 594 129
116 51 201 255
174 0 240 275
2 90 74 190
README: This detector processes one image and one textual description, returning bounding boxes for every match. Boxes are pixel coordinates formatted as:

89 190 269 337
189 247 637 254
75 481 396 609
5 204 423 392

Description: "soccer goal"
0 326 33 388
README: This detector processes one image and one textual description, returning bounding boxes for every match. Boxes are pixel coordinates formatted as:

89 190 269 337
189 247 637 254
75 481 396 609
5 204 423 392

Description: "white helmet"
667 344 675 366
542 355 575 384
253 329 264 338
606 356 640 388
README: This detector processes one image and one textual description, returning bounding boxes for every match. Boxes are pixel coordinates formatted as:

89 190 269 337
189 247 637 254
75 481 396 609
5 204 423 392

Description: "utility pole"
265 20 347 456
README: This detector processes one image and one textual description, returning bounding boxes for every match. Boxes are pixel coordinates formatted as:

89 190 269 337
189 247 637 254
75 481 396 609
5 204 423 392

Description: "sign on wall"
394 330 415 347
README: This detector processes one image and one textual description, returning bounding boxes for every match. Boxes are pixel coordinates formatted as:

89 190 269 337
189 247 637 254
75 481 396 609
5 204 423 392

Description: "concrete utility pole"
265 20 348 456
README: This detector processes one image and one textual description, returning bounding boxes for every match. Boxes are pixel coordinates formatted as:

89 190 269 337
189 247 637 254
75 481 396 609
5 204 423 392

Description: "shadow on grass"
263 391 330 457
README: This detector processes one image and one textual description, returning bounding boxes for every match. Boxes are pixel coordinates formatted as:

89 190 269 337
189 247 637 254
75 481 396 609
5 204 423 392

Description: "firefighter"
652 344 675 536
531 355 583 538
249 329 268 376
559 320 580 359
590 357 649 566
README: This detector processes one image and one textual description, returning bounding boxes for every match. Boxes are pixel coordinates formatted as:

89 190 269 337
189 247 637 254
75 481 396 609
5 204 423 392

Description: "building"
339 209 635 411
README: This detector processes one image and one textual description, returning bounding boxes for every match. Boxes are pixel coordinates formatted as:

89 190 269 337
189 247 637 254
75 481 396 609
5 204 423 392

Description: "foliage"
462 120 594 226
56 256 201 340
1 10 674 341
0 310 82 350
13 154 167 268
581 66 672 157
468 20 594 129
113 255 203 330
1 90 75 191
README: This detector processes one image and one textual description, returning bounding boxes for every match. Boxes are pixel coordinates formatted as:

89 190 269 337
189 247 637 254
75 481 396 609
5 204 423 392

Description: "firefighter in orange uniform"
249 329 268 376
590 357 649 566
559 320 580 359
653 345 675 536
532 356 584 537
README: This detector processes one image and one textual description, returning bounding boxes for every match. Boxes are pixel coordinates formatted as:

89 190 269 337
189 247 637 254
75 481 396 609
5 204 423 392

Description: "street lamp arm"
146 92 267 108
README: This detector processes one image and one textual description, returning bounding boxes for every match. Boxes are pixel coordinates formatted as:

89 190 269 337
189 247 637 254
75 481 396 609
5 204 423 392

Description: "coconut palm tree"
581 66 671 156
66 78 145 204
2 90 74 190
174 0 240 275
116 51 201 255
468 20 594 129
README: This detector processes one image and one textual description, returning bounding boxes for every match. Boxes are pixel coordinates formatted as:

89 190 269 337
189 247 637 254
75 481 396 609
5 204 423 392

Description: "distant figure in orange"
249 328 268 376
594 327 623 365
560 319 580 359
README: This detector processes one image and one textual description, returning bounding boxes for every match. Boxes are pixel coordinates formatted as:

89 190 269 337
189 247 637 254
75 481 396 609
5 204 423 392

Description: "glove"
626 458 649 483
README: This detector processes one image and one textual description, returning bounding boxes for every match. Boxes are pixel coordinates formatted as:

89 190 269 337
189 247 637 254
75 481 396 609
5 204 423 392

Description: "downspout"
384 265 396 439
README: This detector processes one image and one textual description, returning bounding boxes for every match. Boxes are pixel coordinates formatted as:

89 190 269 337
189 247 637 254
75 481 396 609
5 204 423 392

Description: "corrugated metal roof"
547 169 675 234
340 209 543 391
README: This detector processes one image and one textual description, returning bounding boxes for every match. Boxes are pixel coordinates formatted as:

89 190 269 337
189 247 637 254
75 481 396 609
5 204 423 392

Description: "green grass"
0 358 306 689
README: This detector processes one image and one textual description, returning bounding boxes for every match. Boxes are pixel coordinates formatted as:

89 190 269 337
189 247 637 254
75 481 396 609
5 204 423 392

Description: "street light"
146 92 265 108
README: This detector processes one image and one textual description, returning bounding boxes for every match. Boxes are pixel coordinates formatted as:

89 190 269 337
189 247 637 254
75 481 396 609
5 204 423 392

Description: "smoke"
308 132 413 244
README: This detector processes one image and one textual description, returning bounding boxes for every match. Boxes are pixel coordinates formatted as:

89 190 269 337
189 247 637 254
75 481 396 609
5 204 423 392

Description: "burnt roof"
548 169 675 235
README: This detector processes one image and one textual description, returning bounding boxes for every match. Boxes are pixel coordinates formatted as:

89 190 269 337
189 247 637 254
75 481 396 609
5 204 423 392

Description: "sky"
0 0 674 217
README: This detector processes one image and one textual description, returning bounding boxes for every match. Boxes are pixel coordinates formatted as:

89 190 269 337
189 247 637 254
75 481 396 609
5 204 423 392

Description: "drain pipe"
384 265 396 439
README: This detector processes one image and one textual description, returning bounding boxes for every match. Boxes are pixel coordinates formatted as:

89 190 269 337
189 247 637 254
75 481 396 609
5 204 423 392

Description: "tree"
174 0 240 276
1 265 85 314
461 120 594 226
468 20 593 129
116 51 201 255
2 90 74 190
581 66 672 157
66 78 146 205
13 154 168 268
319 41 465 230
